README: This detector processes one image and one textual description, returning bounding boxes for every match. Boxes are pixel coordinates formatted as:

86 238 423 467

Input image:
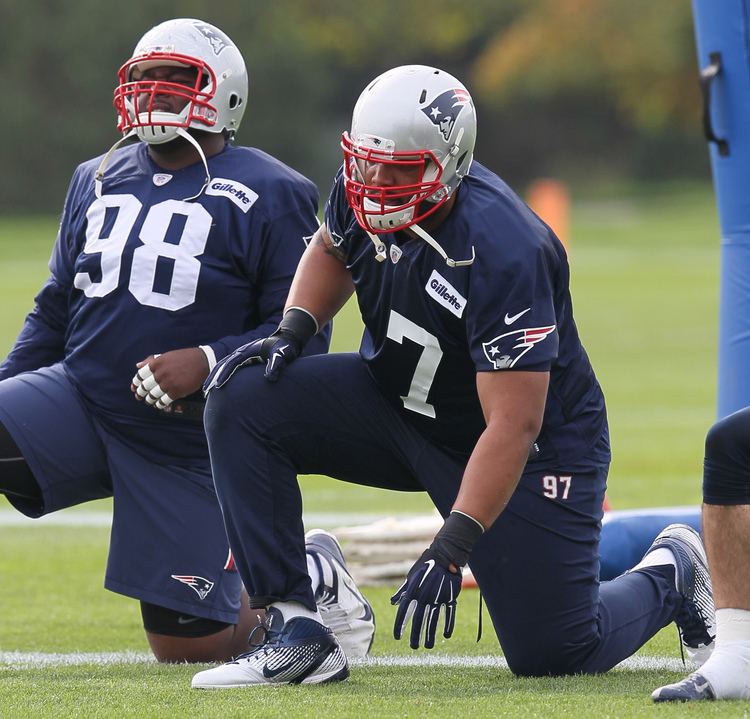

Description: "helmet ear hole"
229 93 242 109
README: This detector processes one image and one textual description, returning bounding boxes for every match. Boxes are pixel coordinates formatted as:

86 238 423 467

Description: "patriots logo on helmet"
421 89 472 141
482 326 556 369
171 574 215 600
193 22 230 55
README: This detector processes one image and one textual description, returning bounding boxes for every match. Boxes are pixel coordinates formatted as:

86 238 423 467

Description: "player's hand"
390 547 462 649
203 335 300 395
391 510 484 649
131 348 209 410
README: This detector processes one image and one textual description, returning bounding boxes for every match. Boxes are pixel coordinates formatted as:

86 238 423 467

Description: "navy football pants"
205 353 682 675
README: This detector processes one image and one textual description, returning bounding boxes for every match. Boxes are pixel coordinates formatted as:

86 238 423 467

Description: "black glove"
391 511 484 649
203 308 318 394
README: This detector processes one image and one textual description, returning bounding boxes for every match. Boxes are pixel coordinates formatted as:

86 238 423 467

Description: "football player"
192 64 716 687
0 18 374 663
653 410 750 701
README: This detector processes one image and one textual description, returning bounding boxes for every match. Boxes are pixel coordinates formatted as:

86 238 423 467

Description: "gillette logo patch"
206 178 259 213
425 270 466 318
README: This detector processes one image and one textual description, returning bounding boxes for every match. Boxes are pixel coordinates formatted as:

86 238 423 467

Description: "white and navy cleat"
644 523 715 666
191 607 349 688
305 529 375 658
652 672 716 702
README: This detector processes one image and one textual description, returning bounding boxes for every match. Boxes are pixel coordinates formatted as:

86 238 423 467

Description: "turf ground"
0 182 742 717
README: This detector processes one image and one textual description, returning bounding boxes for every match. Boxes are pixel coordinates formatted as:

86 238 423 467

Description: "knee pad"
140 601 232 638
703 410 750 505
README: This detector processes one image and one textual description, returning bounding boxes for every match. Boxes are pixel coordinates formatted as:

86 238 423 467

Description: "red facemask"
341 132 449 233
114 52 218 134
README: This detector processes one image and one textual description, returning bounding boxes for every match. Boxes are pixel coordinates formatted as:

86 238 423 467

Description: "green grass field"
1 183 741 717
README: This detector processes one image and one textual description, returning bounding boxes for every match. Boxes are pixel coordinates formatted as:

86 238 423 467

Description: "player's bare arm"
201 223 354 393
453 369 549 528
391 369 548 649
284 224 355 327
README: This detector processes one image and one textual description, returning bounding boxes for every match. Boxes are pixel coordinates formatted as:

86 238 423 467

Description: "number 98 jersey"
4 142 320 462
324 162 607 463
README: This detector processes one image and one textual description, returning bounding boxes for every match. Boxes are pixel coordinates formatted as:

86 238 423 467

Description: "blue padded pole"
692 1 750 418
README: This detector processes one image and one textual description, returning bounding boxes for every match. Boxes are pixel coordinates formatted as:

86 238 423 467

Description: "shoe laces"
231 612 282 662
675 596 713 649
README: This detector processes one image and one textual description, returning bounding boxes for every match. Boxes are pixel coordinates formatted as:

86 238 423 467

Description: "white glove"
131 360 173 411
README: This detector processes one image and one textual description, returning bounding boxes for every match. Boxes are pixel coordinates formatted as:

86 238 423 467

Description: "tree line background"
1 0 708 214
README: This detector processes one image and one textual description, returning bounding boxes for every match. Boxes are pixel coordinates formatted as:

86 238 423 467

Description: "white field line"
0 510 399 529
0 651 688 673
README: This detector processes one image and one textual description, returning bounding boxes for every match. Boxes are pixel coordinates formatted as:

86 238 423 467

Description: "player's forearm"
452 418 538 528
453 370 547 528
284 228 355 326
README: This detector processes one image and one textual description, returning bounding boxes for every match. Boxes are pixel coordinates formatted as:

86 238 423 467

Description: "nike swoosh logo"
262 659 304 679
504 308 531 325
691 675 712 693
177 616 201 625
418 559 436 588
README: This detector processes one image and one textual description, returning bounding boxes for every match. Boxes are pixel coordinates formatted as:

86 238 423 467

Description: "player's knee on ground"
141 602 238 663
141 602 232 638
0 419 42 508
704 409 750 505
502 630 600 677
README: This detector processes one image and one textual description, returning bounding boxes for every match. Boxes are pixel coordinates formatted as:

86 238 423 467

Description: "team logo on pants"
171 574 215 600
482 325 556 369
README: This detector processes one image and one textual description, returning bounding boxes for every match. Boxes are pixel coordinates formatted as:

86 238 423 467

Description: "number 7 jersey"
324 162 607 464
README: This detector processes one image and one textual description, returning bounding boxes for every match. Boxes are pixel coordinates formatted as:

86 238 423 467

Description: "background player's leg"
702 409 750 609
704 505 750 609
205 353 425 613
654 409 750 699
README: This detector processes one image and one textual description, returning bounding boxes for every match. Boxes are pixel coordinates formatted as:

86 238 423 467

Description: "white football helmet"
113 18 248 145
342 65 476 234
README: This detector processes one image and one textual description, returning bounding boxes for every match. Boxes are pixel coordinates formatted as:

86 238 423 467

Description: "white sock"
270 600 323 624
631 547 677 573
307 554 322 595
716 608 750 642
694 609 750 699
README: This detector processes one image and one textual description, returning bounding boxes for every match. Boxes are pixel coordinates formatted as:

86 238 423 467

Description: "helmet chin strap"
95 130 138 198
365 231 388 262
94 127 211 202
174 127 211 202
409 222 475 268
365 223 475 267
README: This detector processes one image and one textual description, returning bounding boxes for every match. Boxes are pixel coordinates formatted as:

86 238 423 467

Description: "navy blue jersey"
1 141 324 464
324 161 606 462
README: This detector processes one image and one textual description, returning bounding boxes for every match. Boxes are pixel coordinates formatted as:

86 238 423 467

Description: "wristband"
274 307 318 351
430 510 485 569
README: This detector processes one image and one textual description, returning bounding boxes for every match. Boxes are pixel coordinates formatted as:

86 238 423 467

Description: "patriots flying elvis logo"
421 89 471 141
171 574 215 600
193 22 230 55
482 326 556 369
